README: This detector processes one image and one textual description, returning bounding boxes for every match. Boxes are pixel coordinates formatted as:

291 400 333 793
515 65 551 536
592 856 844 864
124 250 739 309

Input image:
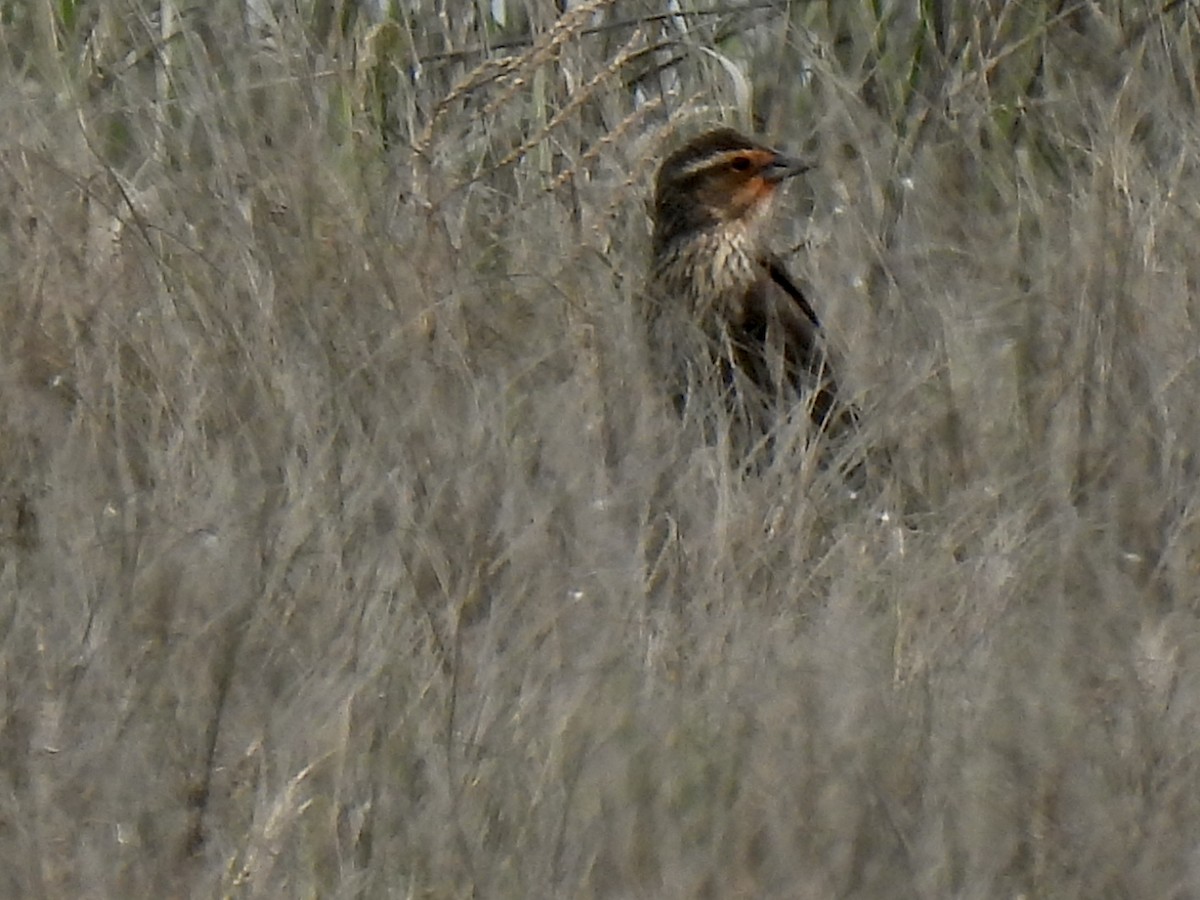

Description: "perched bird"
647 127 859 462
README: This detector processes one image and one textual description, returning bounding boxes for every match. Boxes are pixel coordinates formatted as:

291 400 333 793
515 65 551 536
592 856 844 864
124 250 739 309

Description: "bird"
646 127 861 466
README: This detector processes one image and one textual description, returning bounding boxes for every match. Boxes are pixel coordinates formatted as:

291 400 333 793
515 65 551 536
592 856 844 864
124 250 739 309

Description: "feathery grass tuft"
2 1 1200 896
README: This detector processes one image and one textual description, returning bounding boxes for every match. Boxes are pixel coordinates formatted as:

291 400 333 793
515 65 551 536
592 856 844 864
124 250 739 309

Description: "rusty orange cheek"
729 176 777 217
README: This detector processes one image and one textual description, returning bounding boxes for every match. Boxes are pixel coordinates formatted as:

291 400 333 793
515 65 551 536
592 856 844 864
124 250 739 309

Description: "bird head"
652 128 810 253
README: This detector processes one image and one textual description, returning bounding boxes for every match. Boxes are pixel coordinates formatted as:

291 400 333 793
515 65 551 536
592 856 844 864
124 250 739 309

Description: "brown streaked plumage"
647 127 859 455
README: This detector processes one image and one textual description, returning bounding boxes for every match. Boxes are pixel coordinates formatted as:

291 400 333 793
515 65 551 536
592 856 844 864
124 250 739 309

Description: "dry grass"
3 1 1200 897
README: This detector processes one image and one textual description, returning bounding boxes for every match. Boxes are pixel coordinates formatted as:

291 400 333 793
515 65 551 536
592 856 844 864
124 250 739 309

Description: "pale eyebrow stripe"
676 149 769 179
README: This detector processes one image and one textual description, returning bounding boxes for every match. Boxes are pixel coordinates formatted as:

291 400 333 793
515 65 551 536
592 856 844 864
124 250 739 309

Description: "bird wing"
765 256 824 331
735 256 859 436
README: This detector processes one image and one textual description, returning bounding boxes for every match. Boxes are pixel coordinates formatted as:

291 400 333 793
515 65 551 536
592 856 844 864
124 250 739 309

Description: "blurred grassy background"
2 0 1200 896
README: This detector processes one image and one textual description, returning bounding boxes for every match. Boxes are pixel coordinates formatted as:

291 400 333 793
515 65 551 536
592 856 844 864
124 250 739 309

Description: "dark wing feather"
765 257 824 330
735 258 860 437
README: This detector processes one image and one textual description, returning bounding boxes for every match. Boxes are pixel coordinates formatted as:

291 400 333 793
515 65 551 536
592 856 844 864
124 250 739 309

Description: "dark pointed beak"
762 152 812 183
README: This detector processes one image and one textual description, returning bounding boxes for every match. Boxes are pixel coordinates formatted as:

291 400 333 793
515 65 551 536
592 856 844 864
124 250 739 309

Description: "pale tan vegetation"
2 1 1200 896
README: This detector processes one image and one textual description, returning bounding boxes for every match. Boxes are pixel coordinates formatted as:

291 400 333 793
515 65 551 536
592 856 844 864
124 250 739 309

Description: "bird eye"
730 156 752 171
